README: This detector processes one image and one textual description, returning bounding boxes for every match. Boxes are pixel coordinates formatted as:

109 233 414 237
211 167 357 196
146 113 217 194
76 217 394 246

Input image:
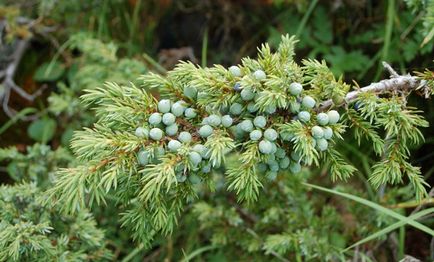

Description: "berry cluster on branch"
48 35 433 245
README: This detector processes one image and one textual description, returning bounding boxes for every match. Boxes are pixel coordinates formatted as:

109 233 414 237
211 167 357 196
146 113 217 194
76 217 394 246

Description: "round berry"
184 108 197 119
327 110 340 124
201 163 211 173
168 140 182 152
149 128 164 140
316 113 329 126
323 127 333 140
158 99 172 113
275 148 286 159
165 124 178 136
199 125 213 138
178 131 192 143
279 157 290 169
233 82 242 91
162 113 176 126
253 69 266 80
289 162 301 173
270 142 277 154
148 113 162 126
302 96 316 109
316 138 328 151
266 171 278 180
290 151 301 162
239 120 253 132
137 150 149 166
241 88 255 101
311 126 324 139
171 102 186 116
176 174 187 183
135 127 149 138
289 82 303 96
221 115 233 127
207 114 221 127
155 146 165 157
230 103 243 115
259 140 273 154
193 144 208 158
229 65 242 77
188 174 201 184
264 128 278 141
253 116 267 128
247 102 259 113
184 86 197 99
265 104 276 114
249 130 262 141
268 160 280 172
257 163 268 172
297 111 311 123
189 152 202 166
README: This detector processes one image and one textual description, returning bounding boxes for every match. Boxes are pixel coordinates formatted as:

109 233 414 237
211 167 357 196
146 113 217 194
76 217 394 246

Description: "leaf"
27 117 57 143
34 61 65 82
303 183 434 237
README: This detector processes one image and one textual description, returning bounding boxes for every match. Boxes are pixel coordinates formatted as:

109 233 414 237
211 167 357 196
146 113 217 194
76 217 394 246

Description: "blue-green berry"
184 86 197 99
207 114 221 127
178 131 192 143
201 163 211 173
230 103 243 115
257 163 268 172
316 138 328 151
266 171 278 180
199 125 213 138
275 148 286 159
135 127 149 138
327 110 340 124
171 102 186 116
168 140 182 152
270 142 277 154
188 174 201 184
233 82 242 91
176 174 187 183
137 150 149 166
253 69 266 80
290 151 301 162
241 88 255 101
253 116 267 128
265 104 276 114
162 113 176 125
221 115 233 127
148 113 162 125
192 144 207 157
240 119 254 132
158 99 171 113
316 113 329 126
149 128 164 140
229 65 242 77
323 127 333 140
264 128 278 141
247 102 259 113
289 82 303 96
279 157 290 169
155 147 165 158
268 160 280 172
289 162 301 173
302 96 316 109
298 111 311 123
259 140 273 154
189 152 202 166
249 130 262 141
311 126 324 139
165 124 178 136
184 108 197 119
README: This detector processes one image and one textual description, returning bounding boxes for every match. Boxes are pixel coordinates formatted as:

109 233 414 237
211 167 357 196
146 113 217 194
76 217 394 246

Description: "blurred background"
1 0 434 260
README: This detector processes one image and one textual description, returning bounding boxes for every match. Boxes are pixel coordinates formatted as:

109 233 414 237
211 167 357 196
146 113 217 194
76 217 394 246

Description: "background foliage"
1 0 434 261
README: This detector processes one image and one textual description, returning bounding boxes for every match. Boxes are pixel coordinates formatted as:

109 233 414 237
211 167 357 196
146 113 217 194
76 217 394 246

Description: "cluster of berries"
133 65 341 183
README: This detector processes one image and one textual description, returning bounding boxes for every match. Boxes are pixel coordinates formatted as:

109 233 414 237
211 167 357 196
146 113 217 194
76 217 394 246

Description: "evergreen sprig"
48 34 433 246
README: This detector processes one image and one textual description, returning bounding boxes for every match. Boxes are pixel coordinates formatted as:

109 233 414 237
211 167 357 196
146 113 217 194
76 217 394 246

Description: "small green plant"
0 183 111 261
46 35 433 257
